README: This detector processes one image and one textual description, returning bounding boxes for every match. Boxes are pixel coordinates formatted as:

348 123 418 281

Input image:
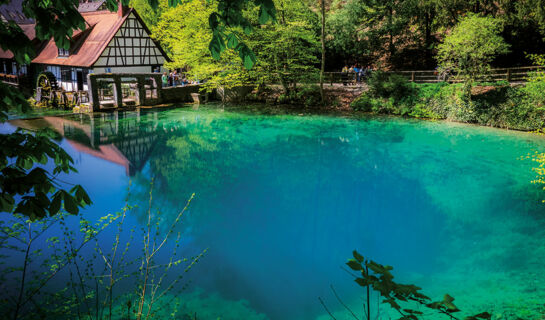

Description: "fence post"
411 71 415 82
506 68 512 82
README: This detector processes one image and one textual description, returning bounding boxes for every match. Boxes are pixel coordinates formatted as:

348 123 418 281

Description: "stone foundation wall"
161 85 201 103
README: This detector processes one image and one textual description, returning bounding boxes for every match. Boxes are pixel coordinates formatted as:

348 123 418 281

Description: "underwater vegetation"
4 108 545 319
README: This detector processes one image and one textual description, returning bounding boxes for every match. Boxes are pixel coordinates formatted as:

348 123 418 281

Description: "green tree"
152 0 252 90
153 0 319 93
326 0 416 68
437 14 510 97
248 0 320 94
0 0 275 219
129 0 162 27
0 0 93 219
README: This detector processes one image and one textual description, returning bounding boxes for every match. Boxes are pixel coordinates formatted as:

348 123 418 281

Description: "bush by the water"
351 70 545 130
277 84 322 107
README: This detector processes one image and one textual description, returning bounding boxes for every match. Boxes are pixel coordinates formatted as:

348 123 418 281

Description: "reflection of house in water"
11 110 163 176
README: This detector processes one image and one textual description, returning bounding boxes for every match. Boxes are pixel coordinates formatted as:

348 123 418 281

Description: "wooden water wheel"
36 71 58 101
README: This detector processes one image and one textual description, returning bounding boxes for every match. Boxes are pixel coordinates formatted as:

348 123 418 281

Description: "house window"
58 47 70 57
82 69 89 84
61 67 72 81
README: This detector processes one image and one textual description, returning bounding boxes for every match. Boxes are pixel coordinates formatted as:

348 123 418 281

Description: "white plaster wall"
91 66 156 74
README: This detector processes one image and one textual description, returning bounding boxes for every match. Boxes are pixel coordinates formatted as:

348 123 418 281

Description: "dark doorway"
77 70 84 91
6 62 12 75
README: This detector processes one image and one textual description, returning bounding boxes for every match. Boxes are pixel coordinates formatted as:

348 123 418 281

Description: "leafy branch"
345 250 491 320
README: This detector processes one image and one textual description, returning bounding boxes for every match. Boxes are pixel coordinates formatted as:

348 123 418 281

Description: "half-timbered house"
0 0 170 91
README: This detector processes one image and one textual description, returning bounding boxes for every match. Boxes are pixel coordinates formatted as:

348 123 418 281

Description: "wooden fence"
323 66 544 85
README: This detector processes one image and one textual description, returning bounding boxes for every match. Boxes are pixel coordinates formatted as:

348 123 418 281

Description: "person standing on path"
342 65 349 86
162 72 168 87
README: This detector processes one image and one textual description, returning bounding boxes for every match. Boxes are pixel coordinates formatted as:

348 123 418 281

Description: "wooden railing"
0 73 20 86
323 66 544 84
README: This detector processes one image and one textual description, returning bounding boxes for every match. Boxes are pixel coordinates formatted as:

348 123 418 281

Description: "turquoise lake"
4 106 545 319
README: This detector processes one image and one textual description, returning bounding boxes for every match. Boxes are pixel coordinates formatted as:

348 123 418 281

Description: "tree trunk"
424 9 433 68
320 0 326 104
387 4 395 61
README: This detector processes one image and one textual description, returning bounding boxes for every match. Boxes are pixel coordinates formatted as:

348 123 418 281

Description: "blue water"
3 106 545 319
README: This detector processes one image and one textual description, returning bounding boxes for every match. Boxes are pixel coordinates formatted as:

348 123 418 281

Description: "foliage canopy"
437 14 510 90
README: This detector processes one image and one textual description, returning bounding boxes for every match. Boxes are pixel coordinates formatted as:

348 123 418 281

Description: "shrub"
520 71 545 109
367 71 414 102
296 85 322 107
350 95 374 112
351 76 545 130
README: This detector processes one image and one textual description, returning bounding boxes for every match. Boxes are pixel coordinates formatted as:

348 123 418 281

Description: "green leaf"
353 250 364 263
148 0 159 9
49 192 62 215
168 0 182 7
383 298 401 310
74 185 92 206
465 312 492 320
0 194 15 212
258 7 270 25
243 23 252 35
209 13 220 30
227 33 239 49
346 259 362 271
209 33 225 60
403 309 423 315
354 277 369 287
443 294 455 303
63 192 79 215
426 302 442 309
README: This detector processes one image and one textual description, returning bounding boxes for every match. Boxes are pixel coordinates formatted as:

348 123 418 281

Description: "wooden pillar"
88 74 100 112
411 71 415 82
506 68 512 82
112 76 122 108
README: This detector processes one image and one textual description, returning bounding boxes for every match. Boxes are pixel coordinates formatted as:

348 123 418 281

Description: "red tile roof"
0 24 36 59
1 6 169 68
31 9 131 67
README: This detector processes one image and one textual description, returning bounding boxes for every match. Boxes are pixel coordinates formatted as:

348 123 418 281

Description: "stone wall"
215 85 254 102
161 85 201 103
88 73 209 111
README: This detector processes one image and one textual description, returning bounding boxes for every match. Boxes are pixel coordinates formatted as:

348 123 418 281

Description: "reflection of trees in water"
125 112 412 236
